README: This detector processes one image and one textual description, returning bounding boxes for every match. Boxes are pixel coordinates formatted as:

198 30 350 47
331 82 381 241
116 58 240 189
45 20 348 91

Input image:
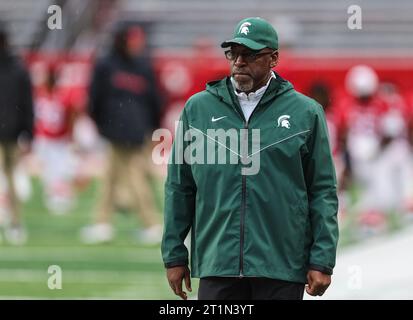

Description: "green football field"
0 176 405 299
0 178 199 299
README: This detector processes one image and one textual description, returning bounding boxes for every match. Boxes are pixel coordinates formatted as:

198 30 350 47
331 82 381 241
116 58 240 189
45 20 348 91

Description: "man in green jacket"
161 17 339 300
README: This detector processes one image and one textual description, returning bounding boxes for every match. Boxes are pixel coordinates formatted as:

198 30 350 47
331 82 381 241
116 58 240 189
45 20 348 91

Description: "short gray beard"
233 78 254 92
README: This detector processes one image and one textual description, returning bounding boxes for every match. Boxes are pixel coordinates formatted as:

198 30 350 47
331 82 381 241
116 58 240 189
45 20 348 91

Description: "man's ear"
270 51 279 68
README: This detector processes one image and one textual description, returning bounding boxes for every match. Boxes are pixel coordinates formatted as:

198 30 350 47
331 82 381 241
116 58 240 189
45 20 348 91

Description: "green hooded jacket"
161 74 338 283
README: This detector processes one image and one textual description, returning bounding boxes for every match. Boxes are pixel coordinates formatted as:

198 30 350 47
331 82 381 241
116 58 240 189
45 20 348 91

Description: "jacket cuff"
309 264 333 275
164 260 188 268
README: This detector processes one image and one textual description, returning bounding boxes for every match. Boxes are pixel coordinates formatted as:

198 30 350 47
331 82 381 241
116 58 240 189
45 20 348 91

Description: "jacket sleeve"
19 66 34 141
146 61 163 130
88 61 107 124
161 106 196 268
303 103 339 275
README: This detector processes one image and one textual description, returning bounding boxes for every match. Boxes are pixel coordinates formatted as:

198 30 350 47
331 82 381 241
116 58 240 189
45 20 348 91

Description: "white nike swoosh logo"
211 116 227 122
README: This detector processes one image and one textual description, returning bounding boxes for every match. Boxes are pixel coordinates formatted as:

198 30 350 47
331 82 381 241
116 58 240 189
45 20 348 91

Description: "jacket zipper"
239 120 248 278
239 104 264 278
223 87 268 278
222 95 248 278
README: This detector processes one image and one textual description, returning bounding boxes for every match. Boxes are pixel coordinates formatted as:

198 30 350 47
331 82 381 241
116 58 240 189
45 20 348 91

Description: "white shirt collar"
231 71 276 101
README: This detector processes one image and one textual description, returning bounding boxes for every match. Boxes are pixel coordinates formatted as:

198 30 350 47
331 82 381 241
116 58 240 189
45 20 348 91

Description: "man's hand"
166 265 192 300
18 141 32 156
306 270 331 296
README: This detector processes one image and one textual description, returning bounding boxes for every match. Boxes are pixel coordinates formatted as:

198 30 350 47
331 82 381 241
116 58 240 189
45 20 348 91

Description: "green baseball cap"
221 17 278 51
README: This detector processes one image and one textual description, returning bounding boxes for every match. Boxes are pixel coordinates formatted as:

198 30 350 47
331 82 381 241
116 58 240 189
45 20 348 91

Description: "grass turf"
0 178 199 299
0 177 407 299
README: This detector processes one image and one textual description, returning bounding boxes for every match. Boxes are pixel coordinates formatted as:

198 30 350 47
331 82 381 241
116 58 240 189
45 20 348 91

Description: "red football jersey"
34 88 76 139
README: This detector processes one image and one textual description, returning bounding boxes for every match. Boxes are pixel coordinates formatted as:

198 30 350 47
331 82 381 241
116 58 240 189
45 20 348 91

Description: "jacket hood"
206 72 294 107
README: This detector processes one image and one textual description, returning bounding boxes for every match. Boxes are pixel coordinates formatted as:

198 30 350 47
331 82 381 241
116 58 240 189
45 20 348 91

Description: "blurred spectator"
0 24 34 245
33 64 80 215
81 22 162 244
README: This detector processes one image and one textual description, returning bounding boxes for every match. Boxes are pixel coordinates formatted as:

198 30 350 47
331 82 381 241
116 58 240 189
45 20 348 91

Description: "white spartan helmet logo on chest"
239 22 252 35
277 115 291 129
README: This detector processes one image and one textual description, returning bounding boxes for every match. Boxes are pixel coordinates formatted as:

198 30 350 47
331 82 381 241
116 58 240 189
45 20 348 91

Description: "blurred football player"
0 24 34 244
34 64 79 214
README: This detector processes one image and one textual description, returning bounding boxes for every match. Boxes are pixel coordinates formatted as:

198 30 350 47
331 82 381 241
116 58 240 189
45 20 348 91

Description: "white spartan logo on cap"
277 115 291 129
239 22 252 35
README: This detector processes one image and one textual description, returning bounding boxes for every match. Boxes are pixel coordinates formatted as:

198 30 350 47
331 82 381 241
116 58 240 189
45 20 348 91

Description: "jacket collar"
206 72 293 109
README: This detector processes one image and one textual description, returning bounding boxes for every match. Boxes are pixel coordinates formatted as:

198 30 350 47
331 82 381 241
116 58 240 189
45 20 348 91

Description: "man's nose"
234 54 246 66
